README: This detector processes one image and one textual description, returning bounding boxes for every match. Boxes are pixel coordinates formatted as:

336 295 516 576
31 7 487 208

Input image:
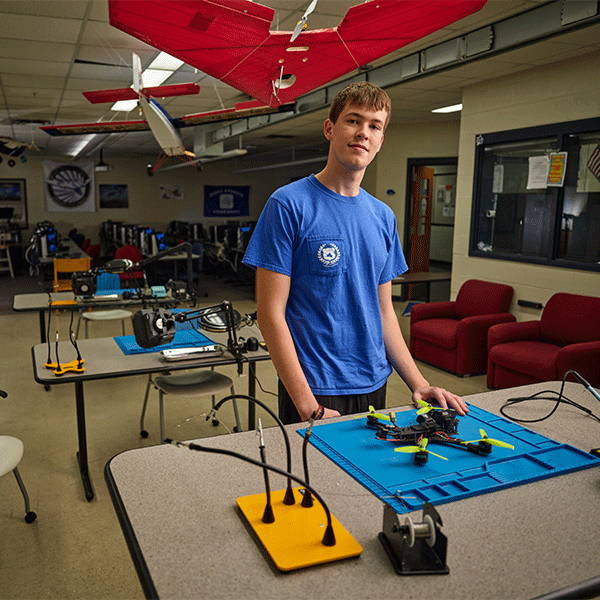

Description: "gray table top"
105 382 600 600
392 271 451 283
32 325 268 384
13 291 194 312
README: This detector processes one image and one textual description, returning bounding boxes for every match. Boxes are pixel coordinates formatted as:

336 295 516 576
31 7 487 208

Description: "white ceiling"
1 0 600 167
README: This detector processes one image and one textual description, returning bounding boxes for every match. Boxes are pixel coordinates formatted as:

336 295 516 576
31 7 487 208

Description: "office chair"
75 272 132 339
114 245 145 287
140 369 242 442
1 389 37 523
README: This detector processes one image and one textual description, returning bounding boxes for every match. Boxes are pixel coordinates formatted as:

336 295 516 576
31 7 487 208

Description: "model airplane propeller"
291 0 318 42
394 437 448 464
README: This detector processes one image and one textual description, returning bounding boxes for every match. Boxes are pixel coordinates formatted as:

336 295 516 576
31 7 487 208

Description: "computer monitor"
0 206 14 222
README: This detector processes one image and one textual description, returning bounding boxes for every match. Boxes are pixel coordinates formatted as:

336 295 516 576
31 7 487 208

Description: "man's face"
324 102 386 172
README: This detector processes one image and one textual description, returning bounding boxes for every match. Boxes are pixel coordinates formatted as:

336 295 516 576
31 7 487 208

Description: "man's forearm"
257 313 321 421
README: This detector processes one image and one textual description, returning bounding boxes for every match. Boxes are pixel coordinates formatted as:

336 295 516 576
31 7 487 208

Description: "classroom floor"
0 274 490 600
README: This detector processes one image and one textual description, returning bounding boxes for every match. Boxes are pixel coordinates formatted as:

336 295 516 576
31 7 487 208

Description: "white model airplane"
41 52 292 172
0 136 39 162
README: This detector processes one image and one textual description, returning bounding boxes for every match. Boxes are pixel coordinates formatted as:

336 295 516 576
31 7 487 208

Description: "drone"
365 400 514 465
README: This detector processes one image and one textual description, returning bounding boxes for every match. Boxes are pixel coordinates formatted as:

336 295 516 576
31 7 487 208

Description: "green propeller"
367 405 391 421
416 399 434 415
394 438 448 460
464 428 515 449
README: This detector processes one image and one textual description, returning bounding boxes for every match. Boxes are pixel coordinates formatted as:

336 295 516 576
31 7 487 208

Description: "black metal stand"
378 502 449 575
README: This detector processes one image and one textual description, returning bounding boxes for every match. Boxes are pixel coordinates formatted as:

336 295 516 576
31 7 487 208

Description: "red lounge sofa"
487 292 600 389
410 279 515 376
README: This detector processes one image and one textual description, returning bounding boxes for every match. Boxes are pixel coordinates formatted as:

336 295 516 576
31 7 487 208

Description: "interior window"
470 119 600 272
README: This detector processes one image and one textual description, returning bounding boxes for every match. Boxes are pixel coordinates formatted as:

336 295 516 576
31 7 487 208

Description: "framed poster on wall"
0 178 28 228
204 185 249 217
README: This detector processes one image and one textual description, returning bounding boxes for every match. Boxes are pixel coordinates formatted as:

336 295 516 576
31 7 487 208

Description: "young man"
243 82 468 423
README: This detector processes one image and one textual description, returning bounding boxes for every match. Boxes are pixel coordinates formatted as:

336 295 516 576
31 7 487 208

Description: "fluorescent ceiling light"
67 134 96 157
111 100 138 112
149 52 184 71
432 103 462 113
110 52 183 111
141 68 172 88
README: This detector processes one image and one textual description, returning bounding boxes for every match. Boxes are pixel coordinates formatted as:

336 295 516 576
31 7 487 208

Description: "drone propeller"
394 438 448 461
464 428 515 449
416 398 434 415
291 0 318 42
367 404 391 421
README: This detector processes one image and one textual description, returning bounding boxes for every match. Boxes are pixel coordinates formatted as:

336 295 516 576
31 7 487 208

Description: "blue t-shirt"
243 174 407 395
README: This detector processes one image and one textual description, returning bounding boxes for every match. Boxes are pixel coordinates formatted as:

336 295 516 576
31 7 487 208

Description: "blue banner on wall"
204 185 249 217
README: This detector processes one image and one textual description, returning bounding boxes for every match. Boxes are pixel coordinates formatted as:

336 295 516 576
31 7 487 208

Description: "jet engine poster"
44 161 96 212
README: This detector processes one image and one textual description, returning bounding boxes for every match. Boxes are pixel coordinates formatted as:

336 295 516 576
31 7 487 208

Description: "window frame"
469 116 600 272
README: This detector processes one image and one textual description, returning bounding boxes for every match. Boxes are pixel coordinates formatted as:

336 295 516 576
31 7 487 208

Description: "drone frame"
365 404 505 464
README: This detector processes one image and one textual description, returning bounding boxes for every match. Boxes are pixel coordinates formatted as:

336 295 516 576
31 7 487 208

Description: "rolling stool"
140 369 242 442
76 309 133 338
0 436 37 523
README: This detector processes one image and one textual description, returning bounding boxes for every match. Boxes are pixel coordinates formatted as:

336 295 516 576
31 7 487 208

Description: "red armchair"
487 292 600 389
410 279 515 376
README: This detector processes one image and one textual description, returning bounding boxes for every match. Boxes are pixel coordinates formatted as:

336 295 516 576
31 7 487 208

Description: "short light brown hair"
329 82 391 129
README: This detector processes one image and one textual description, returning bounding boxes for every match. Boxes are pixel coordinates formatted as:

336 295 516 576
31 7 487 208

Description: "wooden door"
408 166 433 298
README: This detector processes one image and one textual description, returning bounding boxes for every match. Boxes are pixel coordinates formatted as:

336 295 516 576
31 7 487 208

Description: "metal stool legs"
13 467 37 524
140 372 241 442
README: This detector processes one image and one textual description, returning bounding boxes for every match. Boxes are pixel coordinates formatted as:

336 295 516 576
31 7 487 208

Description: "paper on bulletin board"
527 155 550 189
547 152 567 187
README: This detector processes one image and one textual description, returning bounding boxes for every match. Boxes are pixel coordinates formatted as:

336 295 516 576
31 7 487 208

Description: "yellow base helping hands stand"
237 487 362 572
45 358 85 376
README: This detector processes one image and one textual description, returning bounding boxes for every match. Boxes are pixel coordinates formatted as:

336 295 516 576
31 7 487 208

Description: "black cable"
165 439 336 546
254 373 277 398
45 293 53 364
500 371 600 425
210 394 295 505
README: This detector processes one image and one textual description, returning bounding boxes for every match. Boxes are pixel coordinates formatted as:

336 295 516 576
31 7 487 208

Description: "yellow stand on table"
237 487 362 572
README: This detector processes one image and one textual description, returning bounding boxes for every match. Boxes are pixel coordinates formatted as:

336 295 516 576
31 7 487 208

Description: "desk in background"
106 382 600 600
31 325 269 501
391 270 451 302
14 291 194 343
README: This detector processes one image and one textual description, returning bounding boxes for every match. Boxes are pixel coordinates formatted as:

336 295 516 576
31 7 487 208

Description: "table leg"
426 282 431 303
75 380 94 501
247 362 256 431
39 310 46 344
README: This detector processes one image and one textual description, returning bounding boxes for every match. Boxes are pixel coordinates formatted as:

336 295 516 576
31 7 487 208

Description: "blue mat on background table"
114 308 217 355
297 405 600 514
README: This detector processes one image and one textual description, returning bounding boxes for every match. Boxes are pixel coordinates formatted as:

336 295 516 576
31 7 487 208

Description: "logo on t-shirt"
317 243 340 267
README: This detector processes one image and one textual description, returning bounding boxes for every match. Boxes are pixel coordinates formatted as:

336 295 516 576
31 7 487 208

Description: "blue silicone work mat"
114 308 218 355
114 330 217 355
297 405 600 514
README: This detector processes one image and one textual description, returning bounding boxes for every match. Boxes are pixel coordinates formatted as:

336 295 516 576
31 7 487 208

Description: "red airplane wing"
40 101 293 137
83 88 139 104
109 0 487 107
83 83 200 104
41 120 151 136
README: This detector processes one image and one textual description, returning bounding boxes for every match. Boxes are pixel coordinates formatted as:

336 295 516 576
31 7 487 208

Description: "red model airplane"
108 0 488 107
42 0 487 169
